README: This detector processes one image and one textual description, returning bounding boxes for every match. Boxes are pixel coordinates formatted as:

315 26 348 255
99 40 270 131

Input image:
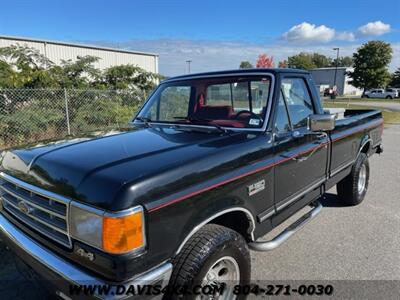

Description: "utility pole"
186 60 192 74
332 47 340 99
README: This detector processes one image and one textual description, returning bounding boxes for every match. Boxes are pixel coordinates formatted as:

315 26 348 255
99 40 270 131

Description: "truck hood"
0 127 260 210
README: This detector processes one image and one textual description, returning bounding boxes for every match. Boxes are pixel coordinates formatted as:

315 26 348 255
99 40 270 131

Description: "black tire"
337 153 369 206
386 96 393 99
167 224 250 300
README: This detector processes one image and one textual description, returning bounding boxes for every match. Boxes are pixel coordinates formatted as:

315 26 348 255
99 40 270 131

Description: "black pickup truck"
0 69 383 299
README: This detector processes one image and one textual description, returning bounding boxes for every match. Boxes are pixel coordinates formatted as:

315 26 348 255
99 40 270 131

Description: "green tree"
101 64 159 91
0 45 161 91
239 61 253 69
331 56 353 67
0 60 15 88
287 52 334 70
278 60 287 68
58 55 101 88
287 52 316 70
0 45 52 70
312 53 332 68
348 41 392 90
389 68 400 87
0 45 57 88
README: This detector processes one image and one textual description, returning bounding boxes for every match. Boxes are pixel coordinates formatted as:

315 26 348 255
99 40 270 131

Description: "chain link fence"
0 88 148 149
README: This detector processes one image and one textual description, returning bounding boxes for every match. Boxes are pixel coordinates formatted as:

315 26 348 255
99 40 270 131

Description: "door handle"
294 146 322 162
292 131 303 139
281 142 327 163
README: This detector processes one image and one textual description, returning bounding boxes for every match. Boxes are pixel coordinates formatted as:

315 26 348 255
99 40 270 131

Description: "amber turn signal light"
102 209 145 254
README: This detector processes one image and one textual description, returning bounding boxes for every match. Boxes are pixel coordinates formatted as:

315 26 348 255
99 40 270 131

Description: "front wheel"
386 96 393 99
337 153 369 205
168 224 250 300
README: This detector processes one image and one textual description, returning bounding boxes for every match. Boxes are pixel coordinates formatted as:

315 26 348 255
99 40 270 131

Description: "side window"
250 80 270 114
206 84 231 106
157 86 191 121
206 82 250 110
232 82 250 111
275 90 291 133
281 78 314 129
206 80 270 114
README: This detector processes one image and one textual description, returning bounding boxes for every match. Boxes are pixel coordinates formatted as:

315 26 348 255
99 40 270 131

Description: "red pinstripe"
148 120 383 213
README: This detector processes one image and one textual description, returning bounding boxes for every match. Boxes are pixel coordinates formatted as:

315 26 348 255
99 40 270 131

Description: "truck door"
273 76 329 215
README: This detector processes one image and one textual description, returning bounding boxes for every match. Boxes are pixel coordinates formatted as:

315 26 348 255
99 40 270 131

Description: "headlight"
70 204 145 254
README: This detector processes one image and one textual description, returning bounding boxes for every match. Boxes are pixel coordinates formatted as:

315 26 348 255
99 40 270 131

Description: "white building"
310 67 362 96
0 35 158 73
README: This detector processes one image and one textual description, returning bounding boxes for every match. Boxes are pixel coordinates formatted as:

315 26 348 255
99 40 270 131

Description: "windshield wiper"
135 116 152 128
173 117 230 134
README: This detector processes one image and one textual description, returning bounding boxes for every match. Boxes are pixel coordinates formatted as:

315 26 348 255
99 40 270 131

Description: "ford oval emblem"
18 201 33 215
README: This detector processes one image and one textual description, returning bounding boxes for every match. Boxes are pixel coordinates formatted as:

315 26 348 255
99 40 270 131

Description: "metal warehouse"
310 67 362 96
0 35 159 73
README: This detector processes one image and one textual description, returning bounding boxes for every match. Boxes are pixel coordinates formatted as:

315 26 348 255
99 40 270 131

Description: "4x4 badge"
247 180 265 196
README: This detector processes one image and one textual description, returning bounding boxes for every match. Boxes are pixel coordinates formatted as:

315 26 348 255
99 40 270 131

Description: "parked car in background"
385 88 399 98
362 89 397 99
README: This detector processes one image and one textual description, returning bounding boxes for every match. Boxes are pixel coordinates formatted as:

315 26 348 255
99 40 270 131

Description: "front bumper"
0 213 172 299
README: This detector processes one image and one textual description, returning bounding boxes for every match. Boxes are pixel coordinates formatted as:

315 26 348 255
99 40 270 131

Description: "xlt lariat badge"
247 180 265 196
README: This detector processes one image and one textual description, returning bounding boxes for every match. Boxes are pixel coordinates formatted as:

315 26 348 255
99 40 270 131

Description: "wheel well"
209 211 253 241
360 140 371 154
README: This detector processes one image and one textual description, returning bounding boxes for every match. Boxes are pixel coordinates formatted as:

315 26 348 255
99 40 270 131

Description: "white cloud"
91 39 400 76
282 22 335 43
358 21 391 36
283 21 392 43
336 31 355 42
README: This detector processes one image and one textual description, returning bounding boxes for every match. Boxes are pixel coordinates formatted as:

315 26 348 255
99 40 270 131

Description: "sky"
1 0 399 75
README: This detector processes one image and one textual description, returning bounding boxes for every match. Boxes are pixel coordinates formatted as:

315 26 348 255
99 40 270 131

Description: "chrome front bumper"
0 213 172 299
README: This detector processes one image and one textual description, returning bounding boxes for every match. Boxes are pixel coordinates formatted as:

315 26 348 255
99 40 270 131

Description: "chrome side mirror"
308 114 335 132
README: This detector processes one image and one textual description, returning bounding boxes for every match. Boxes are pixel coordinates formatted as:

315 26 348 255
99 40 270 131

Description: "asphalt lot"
0 125 399 299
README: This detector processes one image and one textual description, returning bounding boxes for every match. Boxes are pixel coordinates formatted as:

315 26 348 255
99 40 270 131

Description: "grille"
0 174 72 248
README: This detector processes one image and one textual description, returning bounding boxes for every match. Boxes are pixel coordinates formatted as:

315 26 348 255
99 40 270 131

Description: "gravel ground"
0 125 399 299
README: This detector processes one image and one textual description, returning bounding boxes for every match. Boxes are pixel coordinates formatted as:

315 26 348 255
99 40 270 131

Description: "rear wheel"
168 224 250 300
386 95 393 99
337 153 369 205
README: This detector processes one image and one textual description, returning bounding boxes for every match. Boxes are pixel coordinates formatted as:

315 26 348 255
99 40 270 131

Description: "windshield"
136 76 272 129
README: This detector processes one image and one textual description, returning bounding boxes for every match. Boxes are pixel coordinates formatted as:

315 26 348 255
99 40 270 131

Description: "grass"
322 96 400 103
323 102 400 125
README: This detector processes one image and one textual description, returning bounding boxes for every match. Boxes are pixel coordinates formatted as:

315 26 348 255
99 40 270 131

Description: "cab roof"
163 68 309 83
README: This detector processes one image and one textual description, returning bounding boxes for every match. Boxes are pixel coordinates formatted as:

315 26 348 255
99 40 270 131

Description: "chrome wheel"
358 164 367 194
199 256 240 300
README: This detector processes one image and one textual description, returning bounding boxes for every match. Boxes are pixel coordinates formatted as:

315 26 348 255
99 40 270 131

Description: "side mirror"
308 114 335 132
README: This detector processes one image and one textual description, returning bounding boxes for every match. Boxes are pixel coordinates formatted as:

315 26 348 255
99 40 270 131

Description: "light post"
332 47 340 100
186 60 192 74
